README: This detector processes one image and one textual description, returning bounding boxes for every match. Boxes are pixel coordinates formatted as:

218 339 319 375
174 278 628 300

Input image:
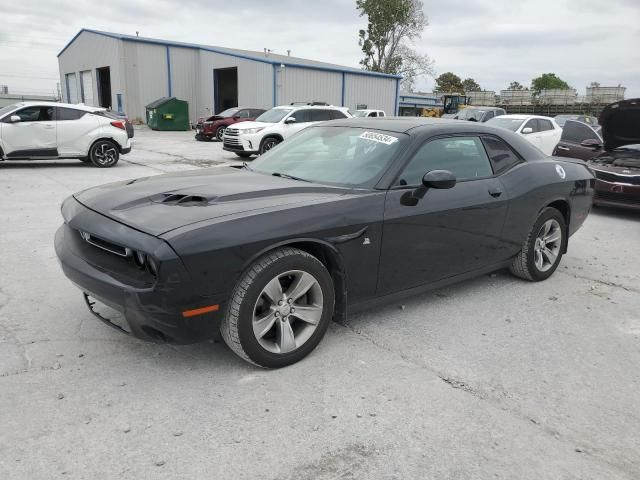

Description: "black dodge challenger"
55 118 594 367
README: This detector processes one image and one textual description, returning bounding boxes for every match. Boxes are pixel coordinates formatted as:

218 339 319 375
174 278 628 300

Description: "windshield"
255 108 293 123
216 108 239 118
0 103 20 118
457 108 486 121
352 111 368 117
250 126 407 188
487 117 525 132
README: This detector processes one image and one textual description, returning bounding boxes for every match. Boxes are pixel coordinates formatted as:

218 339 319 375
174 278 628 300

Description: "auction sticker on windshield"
360 131 398 145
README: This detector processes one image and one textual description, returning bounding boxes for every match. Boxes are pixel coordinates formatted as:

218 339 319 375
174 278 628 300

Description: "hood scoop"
152 193 215 206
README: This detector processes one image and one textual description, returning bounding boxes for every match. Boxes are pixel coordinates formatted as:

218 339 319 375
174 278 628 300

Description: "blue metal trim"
116 94 123 113
213 70 218 113
64 74 71 103
272 64 277 107
394 78 400 115
166 46 172 96
341 72 346 107
58 29 403 80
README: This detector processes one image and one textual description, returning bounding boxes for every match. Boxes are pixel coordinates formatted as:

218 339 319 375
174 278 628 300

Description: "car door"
0 105 56 158
378 135 509 295
55 107 100 157
283 109 312 138
536 118 560 155
520 118 542 151
553 120 603 160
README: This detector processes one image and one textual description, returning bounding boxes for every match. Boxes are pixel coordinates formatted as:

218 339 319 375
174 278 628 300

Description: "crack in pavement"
337 320 638 478
558 269 639 294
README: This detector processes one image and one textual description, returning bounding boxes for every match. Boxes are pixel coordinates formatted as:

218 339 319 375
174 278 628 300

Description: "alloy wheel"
262 140 277 153
94 143 118 166
533 219 562 272
216 127 226 141
252 270 324 354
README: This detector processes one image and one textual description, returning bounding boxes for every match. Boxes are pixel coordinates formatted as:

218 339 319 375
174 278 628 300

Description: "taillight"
110 120 126 130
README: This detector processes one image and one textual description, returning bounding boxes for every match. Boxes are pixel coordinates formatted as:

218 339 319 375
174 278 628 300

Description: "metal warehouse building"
58 29 401 124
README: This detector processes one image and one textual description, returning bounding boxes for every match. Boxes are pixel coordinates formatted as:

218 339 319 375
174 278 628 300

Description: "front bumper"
594 179 640 210
222 131 261 154
55 199 225 344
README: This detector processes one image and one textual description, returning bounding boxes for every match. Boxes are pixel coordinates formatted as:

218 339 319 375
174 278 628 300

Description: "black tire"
509 207 566 281
215 126 226 142
235 152 253 158
259 137 280 155
89 140 119 168
220 247 335 368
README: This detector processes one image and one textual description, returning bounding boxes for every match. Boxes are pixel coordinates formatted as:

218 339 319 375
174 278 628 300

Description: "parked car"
352 109 386 118
56 117 594 367
195 107 266 142
223 104 350 157
0 102 132 167
453 106 506 122
553 99 640 210
487 114 562 155
554 114 599 128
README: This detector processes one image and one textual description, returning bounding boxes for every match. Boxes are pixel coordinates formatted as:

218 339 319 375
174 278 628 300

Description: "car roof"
273 105 344 110
7 101 105 113
495 114 553 120
327 116 483 133
465 106 502 110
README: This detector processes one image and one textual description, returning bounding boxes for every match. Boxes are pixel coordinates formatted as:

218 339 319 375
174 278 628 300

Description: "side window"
8 106 54 122
538 119 554 131
484 111 495 121
369 112 377 117
522 119 539 133
329 110 347 120
481 136 522 175
398 136 493 186
378 111 385 117
56 107 86 121
292 109 312 123
495 109 505 117
561 121 600 143
251 110 264 118
309 109 333 122
237 110 251 119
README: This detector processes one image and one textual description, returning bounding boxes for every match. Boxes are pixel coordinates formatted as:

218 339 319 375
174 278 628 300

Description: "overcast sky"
1 0 639 98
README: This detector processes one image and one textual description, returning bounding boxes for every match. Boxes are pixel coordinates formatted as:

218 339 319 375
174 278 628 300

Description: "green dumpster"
145 97 190 131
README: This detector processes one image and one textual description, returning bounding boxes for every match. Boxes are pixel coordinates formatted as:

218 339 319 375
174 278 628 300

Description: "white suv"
223 104 350 157
0 101 133 168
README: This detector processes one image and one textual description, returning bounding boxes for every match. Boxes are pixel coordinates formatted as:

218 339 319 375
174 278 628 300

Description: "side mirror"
423 170 457 189
521 127 533 134
9 115 21 123
580 138 602 149
285 117 297 124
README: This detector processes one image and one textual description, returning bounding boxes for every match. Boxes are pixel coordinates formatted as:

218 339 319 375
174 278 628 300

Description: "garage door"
80 71 94 106
66 73 78 103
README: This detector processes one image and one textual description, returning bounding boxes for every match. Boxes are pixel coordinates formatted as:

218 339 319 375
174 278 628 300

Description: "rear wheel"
259 137 280 155
509 207 566 281
89 140 119 168
221 247 335 368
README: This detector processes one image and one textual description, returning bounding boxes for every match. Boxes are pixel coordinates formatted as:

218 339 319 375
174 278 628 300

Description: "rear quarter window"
56 107 86 121
481 136 523 174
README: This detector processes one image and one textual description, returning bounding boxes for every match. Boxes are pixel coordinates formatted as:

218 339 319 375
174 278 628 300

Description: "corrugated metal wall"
169 47 199 121
122 42 169 122
57 31 124 108
344 74 397 114
198 51 273 119
276 67 342 106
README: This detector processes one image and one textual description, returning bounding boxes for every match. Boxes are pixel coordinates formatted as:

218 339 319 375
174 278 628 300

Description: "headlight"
129 249 158 277
240 127 264 135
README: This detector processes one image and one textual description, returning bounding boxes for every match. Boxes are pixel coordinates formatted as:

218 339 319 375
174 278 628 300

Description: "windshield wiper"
271 172 311 182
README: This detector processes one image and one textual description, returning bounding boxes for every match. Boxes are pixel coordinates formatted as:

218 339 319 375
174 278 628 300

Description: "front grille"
79 231 130 257
593 169 640 186
594 191 640 205
223 128 243 149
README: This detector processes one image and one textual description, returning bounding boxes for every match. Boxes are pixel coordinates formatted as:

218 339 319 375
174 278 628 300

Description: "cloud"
0 0 638 98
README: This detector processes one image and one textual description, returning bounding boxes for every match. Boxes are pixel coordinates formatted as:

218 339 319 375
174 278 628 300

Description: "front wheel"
89 140 119 168
259 137 280 155
221 247 335 368
509 207 566 281
215 126 226 142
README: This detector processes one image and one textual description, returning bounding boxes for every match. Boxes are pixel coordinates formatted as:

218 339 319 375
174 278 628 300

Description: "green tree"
357 0 434 90
462 78 481 92
507 81 524 90
434 72 464 93
530 73 570 95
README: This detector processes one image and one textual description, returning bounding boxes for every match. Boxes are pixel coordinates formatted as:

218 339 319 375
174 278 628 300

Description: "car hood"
599 98 640 151
231 121 273 130
74 167 348 237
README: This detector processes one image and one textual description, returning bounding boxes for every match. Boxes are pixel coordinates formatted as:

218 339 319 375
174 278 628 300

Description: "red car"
195 107 265 142
553 99 640 211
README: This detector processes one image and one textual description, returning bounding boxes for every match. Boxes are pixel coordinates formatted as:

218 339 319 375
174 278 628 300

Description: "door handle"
488 186 503 198
556 145 570 151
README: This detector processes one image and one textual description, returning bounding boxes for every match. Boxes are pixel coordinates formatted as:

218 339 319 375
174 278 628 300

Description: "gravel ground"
1 127 639 479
